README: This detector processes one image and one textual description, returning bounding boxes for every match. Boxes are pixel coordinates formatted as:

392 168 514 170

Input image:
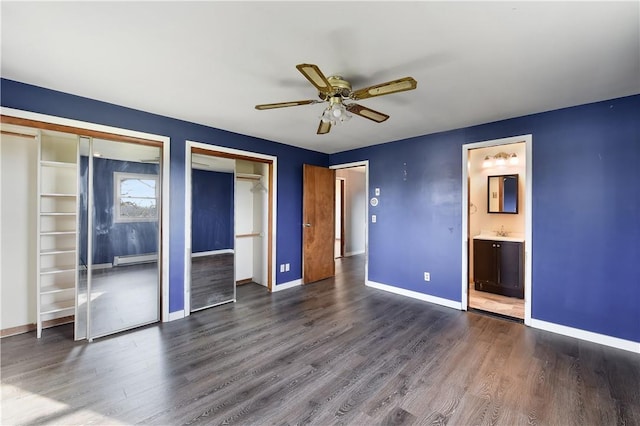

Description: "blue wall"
330 95 640 343
2 78 638 343
191 169 234 252
1 78 328 313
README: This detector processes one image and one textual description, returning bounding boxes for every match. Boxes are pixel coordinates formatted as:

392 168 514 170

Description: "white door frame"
1 107 172 323
461 134 533 325
184 140 277 315
330 161 369 283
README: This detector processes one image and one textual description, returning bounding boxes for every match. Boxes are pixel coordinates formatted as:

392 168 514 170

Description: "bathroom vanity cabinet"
473 238 524 299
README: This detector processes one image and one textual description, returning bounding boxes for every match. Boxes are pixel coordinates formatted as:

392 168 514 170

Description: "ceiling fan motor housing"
319 76 352 100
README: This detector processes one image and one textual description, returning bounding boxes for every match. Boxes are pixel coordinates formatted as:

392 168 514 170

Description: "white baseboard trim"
192 249 234 258
167 310 185 322
366 280 462 310
271 279 302 292
345 250 365 257
530 319 640 354
114 253 157 266
90 263 113 270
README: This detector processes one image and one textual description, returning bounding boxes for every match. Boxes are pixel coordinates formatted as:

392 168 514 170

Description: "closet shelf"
40 248 76 255
40 212 76 217
40 231 76 236
40 265 76 275
40 193 77 198
40 160 77 168
37 133 80 338
40 285 75 295
40 300 75 316
236 173 263 180
236 232 263 238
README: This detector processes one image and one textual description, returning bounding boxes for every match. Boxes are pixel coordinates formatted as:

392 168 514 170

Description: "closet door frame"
183 140 277 315
0 108 172 324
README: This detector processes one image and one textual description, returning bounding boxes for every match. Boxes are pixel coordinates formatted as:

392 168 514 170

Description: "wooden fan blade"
296 64 334 94
346 103 389 123
255 100 318 110
350 77 417 100
317 120 331 135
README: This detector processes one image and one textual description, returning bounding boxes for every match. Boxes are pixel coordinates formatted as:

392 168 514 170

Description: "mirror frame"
487 174 519 214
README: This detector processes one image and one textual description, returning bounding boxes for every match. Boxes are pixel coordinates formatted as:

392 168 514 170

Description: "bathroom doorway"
462 135 532 324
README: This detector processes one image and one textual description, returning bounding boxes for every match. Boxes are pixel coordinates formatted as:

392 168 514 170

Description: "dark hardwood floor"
2 255 639 425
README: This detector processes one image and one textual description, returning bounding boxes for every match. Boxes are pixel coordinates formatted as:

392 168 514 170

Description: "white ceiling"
2 1 638 154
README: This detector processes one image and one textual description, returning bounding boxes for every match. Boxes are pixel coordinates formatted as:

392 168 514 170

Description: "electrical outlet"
424 272 430 281
285 263 290 272
280 264 285 273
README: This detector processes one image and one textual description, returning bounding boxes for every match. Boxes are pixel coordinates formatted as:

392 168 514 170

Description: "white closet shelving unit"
36 131 79 338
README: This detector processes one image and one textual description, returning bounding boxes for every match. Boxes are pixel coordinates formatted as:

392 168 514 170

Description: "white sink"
473 234 525 243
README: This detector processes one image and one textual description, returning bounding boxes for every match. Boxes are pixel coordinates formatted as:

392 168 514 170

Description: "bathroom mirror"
488 174 518 214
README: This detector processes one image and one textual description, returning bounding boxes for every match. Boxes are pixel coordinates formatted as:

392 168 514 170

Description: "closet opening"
1 114 170 340
184 142 275 315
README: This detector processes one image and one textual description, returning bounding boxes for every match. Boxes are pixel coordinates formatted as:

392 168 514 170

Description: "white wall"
1 132 38 330
235 160 267 286
336 167 366 256
335 179 342 240
235 178 254 281
253 163 268 286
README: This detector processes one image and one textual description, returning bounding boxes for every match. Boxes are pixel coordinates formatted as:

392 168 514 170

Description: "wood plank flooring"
468 283 525 320
2 255 639 425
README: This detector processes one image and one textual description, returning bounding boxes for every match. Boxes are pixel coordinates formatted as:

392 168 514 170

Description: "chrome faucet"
496 225 509 237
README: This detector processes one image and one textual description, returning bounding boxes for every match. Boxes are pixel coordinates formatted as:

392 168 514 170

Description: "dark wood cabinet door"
496 241 523 291
474 239 497 285
474 239 524 298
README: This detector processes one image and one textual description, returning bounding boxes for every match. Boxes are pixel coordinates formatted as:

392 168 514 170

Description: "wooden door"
303 164 335 283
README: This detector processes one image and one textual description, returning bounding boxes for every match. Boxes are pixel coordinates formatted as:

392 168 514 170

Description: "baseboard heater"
113 253 158 266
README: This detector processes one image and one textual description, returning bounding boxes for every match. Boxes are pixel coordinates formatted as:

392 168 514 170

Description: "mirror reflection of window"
114 172 158 222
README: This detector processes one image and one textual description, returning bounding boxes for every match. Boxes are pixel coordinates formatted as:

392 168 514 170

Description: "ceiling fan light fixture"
257 63 417 134
321 103 351 126
319 96 352 126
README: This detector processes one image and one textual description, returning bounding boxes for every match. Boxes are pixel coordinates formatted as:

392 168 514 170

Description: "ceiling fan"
255 64 417 135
